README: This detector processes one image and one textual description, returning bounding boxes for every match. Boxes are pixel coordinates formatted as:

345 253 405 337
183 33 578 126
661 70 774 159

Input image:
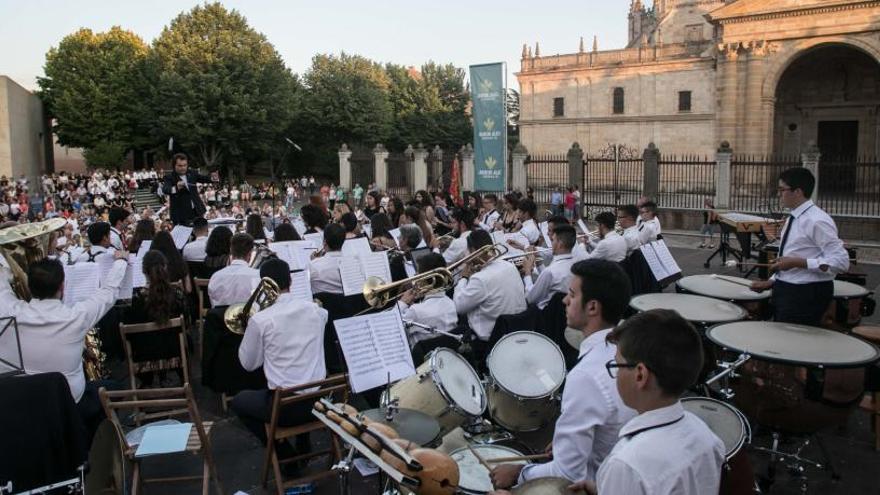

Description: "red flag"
449 156 461 205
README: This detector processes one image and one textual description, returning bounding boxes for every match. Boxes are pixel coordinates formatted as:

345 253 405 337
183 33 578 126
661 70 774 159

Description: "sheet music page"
131 251 148 288
651 240 681 277
270 241 302 271
340 256 367 296
639 243 667 280
137 240 152 257
577 219 590 235
292 218 307 237
95 255 133 299
362 252 392 283
388 228 401 247
170 226 193 250
539 221 552 247
362 223 372 239
304 232 324 250
290 270 313 302
63 263 101 306
341 237 372 258
334 310 415 393
263 227 274 241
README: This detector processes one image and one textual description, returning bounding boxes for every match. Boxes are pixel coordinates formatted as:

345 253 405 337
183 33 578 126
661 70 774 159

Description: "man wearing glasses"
751 168 849 326
489 260 636 489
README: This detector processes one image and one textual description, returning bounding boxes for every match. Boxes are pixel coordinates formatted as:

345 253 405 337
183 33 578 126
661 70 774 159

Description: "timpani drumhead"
677 275 771 302
488 331 566 399
512 477 587 494
706 321 880 367
834 280 870 299
681 397 747 460
630 293 747 323
431 348 486 417
451 444 528 494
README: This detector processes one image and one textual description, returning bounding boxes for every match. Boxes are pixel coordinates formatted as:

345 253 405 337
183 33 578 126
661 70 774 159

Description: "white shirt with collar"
442 230 471 265
519 328 636 484
523 253 575 309
479 209 501 231
637 218 661 245
208 259 259 307
453 259 526 341
238 293 328 390
575 232 628 263
109 227 125 251
75 245 114 264
622 226 641 256
396 292 459 347
309 251 344 295
774 200 849 285
0 260 128 403
519 219 541 245
182 235 209 262
596 401 725 495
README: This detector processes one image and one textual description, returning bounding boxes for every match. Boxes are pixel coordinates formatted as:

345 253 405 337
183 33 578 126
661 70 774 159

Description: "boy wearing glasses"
489 260 636 489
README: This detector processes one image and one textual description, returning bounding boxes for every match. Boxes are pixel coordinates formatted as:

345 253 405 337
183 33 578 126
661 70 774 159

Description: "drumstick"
484 453 552 464
710 274 754 288
466 444 493 471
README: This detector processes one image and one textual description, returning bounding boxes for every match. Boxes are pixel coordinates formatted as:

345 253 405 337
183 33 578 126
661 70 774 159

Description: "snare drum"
486 332 566 432
682 398 755 495
389 348 487 436
829 279 873 327
512 477 586 494
676 274 771 320
450 444 529 494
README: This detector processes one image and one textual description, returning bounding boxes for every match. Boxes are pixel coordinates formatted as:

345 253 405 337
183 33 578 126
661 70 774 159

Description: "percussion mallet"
725 260 772 269
467 444 493 471
710 274 754 288
484 453 553 464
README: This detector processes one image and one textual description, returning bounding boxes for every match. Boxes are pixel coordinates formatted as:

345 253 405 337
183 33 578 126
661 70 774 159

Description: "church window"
553 97 565 117
678 91 692 112
613 87 625 114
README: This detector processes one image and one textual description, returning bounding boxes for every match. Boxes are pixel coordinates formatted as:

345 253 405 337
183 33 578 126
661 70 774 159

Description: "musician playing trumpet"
575 212 627 263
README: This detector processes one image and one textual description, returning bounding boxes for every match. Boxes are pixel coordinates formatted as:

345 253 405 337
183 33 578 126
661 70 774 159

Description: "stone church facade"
516 0 880 159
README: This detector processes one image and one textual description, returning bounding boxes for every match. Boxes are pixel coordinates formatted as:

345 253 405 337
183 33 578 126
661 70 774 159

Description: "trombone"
362 268 453 309
224 277 280 334
446 243 509 277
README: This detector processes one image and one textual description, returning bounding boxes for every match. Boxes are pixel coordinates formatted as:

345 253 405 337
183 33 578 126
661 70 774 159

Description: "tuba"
0 218 68 300
224 277 280 334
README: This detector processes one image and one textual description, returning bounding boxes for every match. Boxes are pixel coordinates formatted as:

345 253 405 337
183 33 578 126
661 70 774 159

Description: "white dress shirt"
208 259 260 307
519 219 541 245
637 218 661 245
575 232 628 263
479 209 501 231
0 260 127 402
75 245 114 264
442 231 471 265
182 235 208 262
309 251 344 294
524 253 575 309
109 227 125 251
238 293 328 390
453 259 526 341
519 328 636 484
774 200 849 285
596 402 725 495
622 226 641 256
397 292 459 347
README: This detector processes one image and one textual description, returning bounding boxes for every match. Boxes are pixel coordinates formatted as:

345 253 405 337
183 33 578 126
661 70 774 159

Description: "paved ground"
122 240 880 495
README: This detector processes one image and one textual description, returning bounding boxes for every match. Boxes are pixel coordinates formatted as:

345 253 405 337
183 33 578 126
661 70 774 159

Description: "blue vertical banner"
469 63 507 191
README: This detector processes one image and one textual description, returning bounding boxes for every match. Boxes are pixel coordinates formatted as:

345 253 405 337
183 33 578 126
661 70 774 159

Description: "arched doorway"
772 44 880 194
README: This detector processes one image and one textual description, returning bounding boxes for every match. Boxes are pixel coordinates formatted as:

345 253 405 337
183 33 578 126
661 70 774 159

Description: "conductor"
162 153 217 226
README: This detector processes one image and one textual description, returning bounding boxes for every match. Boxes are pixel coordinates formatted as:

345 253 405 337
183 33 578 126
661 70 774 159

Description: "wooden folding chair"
262 374 350 495
98 384 223 495
120 316 189 394
194 278 211 362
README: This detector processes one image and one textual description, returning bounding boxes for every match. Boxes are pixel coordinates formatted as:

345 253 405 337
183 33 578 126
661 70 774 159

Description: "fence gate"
387 151 413 199
350 145 375 190
582 144 644 211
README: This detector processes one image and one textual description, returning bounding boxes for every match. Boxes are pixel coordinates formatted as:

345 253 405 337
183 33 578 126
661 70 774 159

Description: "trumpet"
224 277 280 334
362 268 454 309
577 230 600 239
503 247 553 266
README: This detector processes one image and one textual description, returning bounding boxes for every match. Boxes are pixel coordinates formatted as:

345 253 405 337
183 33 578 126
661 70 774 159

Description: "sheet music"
63 263 101 306
641 240 681 281
263 227 274 241
270 241 303 271
170 226 193 250
130 250 148 289
388 228 401 247
577 219 590 235
96 255 133 299
362 223 372 239
304 232 324 250
334 310 415 393
539 221 552 247
340 252 392 296
137 240 152 257
290 270 313 302
342 237 372 258
292 218 307 237
362 252 392 282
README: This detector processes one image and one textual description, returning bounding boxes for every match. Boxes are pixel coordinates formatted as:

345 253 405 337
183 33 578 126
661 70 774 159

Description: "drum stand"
752 431 840 494
704 353 751 399
331 446 356 495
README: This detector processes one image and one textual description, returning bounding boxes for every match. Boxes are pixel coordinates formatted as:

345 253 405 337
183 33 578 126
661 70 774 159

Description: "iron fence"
350 145 374 192
657 155 716 210
817 157 880 217
582 155 644 208
526 153 568 206
729 155 798 215
386 151 413 200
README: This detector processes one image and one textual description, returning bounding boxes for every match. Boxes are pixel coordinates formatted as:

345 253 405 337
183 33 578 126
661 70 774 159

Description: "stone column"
642 143 660 200
460 144 475 192
511 142 529 193
743 42 771 155
716 44 740 152
567 142 584 190
801 141 821 197
338 143 352 191
715 141 733 209
373 143 389 192
412 144 428 192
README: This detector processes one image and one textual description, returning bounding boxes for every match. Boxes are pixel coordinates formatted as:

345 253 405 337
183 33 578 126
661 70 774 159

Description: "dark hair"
417 252 447 273
399 224 422 249
324 223 346 251
230 233 255 259
172 153 188 164
389 197 404 226
87 222 111 245
28 258 64 299
370 213 394 240
414 190 432 209
547 215 569 228
608 309 704 397
142 250 178 324
108 207 129 227
340 212 358 233
260 258 291 291
483 193 498 204
300 204 328 231
466 229 492 251
570 259 631 324
503 193 520 210
552 224 576 251
151 231 189 282
452 208 475 229
617 205 639 222
367 191 383 207
245 214 266 240
518 198 537 219
273 223 301 242
129 219 156 253
640 201 658 214
205 226 232 257
192 217 209 233
779 167 815 198
404 205 432 243
595 211 617 230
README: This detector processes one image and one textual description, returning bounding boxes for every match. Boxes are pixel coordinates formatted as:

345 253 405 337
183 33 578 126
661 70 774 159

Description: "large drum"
450 444 529 494
630 293 747 327
389 348 486 436
828 279 874 328
676 274 771 320
486 332 567 432
706 321 880 434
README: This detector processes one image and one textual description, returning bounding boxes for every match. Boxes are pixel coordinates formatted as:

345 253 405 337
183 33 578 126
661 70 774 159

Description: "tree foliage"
82 141 128 169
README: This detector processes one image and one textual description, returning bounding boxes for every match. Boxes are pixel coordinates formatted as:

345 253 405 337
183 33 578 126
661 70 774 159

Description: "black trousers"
230 389 313 449
76 379 120 451
772 279 834 327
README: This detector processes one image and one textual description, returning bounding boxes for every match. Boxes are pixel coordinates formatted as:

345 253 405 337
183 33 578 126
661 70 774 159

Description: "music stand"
0 317 24 378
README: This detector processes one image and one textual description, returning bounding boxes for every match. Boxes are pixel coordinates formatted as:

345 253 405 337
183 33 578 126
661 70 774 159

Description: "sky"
0 0 631 92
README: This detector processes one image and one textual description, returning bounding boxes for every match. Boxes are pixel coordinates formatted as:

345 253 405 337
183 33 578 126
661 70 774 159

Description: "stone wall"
0 76 48 183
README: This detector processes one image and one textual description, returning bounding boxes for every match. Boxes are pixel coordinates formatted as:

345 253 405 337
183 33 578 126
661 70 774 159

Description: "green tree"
82 141 128 169
149 2 296 179
38 27 152 152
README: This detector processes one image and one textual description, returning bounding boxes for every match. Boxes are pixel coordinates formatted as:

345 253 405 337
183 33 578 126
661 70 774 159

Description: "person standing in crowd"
162 153 217 226
353 183 364 209
699 198 718 249
551 187 563 217
564 187 576 221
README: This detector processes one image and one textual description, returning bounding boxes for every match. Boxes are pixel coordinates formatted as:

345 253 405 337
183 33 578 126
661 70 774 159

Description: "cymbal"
0 218 67 245
362 407 441 447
